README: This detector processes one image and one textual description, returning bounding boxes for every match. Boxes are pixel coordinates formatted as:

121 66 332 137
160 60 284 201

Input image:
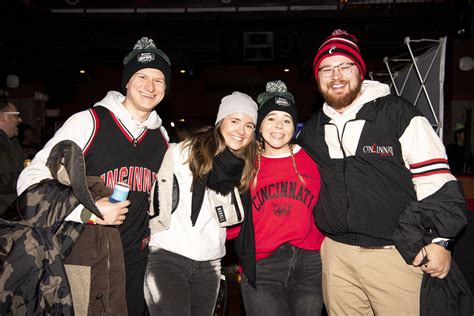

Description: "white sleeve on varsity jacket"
17 110 94 223
399 116 456 201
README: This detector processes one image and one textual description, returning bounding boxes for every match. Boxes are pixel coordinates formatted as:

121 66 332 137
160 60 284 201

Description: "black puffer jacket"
393 180 472 316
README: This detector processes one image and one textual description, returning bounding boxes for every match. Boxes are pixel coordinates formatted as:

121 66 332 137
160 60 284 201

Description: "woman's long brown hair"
184 122 257 192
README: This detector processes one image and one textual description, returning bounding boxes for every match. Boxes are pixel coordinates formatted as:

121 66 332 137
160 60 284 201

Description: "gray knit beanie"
215 92 258 126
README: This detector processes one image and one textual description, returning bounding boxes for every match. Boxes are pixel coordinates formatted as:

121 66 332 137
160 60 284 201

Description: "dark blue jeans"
144 248 221 316
240 243 323 316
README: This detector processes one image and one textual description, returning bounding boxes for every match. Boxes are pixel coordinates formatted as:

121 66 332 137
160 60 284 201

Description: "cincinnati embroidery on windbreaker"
101 166 157 193
252 181 316 212
362 143 394 157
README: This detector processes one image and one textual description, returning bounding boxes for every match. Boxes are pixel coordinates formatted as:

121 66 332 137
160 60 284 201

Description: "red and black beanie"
313 29 366 81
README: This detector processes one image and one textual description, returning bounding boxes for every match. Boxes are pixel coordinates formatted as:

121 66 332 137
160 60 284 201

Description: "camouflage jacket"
0 140 107 315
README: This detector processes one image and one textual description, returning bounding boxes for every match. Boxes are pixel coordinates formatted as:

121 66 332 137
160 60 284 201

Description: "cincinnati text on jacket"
362 144 394 157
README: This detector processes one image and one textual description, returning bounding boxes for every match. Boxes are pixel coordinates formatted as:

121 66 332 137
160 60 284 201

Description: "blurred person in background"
18 124 42 160
0 99 23 215
446 122 473 175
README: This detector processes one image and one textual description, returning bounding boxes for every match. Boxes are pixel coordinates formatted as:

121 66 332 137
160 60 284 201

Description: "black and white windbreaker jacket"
297 80 466 247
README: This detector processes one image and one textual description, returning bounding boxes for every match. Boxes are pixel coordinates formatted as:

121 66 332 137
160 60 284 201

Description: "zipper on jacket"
332 119 357 230
104 228 111 315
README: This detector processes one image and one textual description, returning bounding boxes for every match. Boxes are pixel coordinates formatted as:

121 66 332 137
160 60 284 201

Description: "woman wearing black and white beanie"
228 80 325 316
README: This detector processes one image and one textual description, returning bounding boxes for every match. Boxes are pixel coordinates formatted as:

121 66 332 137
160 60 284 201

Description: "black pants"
144 248 221 316
126 258 148 316
241 244 323 316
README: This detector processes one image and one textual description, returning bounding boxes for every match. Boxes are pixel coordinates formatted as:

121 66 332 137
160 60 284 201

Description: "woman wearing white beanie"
145 91 258 315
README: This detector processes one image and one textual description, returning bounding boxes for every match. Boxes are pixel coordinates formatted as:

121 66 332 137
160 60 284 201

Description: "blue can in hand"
109 182 130 203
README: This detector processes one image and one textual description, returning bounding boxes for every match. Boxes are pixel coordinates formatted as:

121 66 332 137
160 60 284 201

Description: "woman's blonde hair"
185 122 257 192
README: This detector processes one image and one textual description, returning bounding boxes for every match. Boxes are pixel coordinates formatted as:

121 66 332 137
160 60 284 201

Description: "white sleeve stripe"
411 168 451 178
411 162 450 174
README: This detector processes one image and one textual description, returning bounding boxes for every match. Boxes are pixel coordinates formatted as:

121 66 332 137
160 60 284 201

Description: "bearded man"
297 29 468 315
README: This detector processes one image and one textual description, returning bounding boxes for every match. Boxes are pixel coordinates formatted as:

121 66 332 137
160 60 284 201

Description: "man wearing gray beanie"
17 36 171 315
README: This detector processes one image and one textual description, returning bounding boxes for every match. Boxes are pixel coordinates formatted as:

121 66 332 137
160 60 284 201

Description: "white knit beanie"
215 91 258 125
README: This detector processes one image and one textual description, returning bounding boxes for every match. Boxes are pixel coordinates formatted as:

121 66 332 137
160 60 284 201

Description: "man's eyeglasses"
318 62 355 78
2 111 20 117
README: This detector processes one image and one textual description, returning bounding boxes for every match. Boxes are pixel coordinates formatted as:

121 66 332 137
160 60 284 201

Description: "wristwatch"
433 239 455 251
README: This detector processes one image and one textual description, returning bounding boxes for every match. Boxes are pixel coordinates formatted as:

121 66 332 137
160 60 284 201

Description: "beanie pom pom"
266 80 287 94
123 36 171 66
133 37 157 50
330 28 358 44
258 80 294 105
332 29 349 36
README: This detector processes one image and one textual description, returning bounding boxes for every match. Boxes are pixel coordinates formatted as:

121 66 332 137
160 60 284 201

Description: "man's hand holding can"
94 182 131 225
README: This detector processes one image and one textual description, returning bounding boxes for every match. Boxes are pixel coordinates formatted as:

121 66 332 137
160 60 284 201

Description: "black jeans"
144 248 221 316
240 243 323 316
125 258 147 316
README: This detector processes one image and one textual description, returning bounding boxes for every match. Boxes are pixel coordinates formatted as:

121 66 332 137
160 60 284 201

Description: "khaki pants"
321 237 423 316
